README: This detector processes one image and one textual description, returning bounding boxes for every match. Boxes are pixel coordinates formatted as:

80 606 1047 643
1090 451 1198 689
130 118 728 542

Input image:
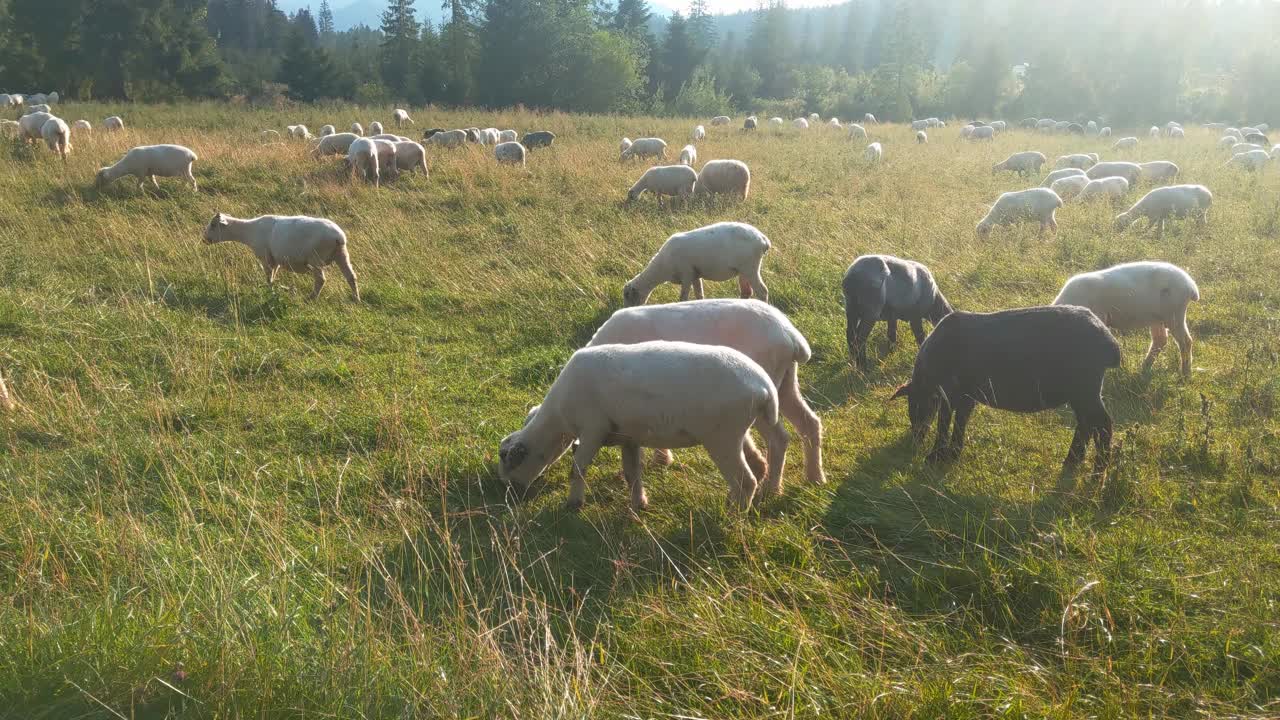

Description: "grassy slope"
1 103 1278 718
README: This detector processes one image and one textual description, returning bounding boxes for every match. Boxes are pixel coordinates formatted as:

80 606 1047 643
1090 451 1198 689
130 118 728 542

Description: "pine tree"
318 0 335 35
687 0 716 51
748 1 790 99
657 12 706 99
381 0 420 97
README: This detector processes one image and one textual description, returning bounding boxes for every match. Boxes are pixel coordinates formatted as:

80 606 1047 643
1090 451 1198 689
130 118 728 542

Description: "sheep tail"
785 321 812 365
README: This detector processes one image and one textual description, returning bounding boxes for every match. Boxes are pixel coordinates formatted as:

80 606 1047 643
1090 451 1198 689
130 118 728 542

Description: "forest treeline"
2 0 1279 124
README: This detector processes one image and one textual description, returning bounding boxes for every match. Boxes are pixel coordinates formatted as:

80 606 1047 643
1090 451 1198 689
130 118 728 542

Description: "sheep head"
498 407 574 491
203 213 230 244
890 382 941 443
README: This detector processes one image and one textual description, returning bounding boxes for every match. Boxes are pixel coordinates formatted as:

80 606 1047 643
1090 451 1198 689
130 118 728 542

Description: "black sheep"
843 255 953 368
891 305 1121 468
522 130 556 150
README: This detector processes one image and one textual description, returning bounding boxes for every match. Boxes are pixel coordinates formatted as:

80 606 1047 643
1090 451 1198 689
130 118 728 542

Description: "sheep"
1112 136 1138 150
864 142 883 162
312 132 360 158
370 133 410 142
693 159 750 201
829 118 842 129
421 128 446 139
620 137 632 154
17 111 53 143
1021 117 1038 129
260 129 282 144
848 123 866 139
891 305 1120 468
623 221 769 305
743 116 757 131
626 164 698 208
991 120 1008 132
1218 135 1243 149
346 137 382 185
679 144 696 166
429 129 468 148
202 212 359 301
1100 126 1112 137
793 118 810 129
1169 126 1185 140
494 141 527 166
1086 120 1098 135
498 341 788 511
319 124 335 137
1227 149 1271 171
911 119 929 132
392 140 429 175
1258 123 1270 132
1149 126 1161 138
916 130 927 144
370 122 387 135
770 117 784 126
1225 127 1243 140
1050 174 1090 200
1055 153 1097 170
38 116 70 160
1036 118 1056 131
350 122 364 136
1230 142 1264 154
1053 261 1199 376
28 93 46 104
465 128 481 142
804 112 818 123
993 151 1047 177
711 115 731 126
95 144 197 192
1086 161 1142 186
498 129 518 143
968 125 995 141
393 109 413 127
620 137 667 162
976 187 1063 237
1244 131 1269 145
480 128 501 145
521 131 556 150
24 103 51 115
1273 144 1280 157
1139 160 1180 183
289 124 313 140
863 113 877 124
1074 176 1129 202
692 124 706 142
1114 184 1212 237
842 254 953 369
960 125 974 139
587 299 825 485
1054 120 1072 133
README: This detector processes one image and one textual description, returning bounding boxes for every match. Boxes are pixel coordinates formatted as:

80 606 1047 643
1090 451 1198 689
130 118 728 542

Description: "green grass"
1 101 1279 718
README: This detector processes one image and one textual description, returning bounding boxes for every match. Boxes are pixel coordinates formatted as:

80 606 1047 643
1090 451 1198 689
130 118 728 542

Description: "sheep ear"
890 383 911 401
214 212 228 226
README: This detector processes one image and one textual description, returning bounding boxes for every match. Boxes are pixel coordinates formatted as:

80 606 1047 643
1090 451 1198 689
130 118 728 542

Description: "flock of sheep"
1 90 1273 512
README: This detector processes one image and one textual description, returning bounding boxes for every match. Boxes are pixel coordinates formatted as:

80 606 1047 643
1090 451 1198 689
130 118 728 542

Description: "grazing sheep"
848 123 866 139
588 299 826 485
691 124 706 141
479 128 501 145
393 109 413 127
993 151 1048 176
319 124 336 137
911 119 929 132
864 113 877 124
95 144 198 191
1087 161 1142 186
1149 126 1161 138
1050 174 1090 200
1036 118 1056 131
770 117 784 126
350 122 364 136
891 305 1121 468
465 128 481 143
1066 122 1084 135
346 137 382 185
1226 149 1271 171
1086 120 1099 135
976 187 1063 237
39 116 70 160
1053 261 1199 376
260 129 282 144
428 129 467 148
289 124 312 140
1021 117 1039 129
369 122 386 135
1169 126 1185 140
1100 126 1112 137
1139 160 1180 183
1074 176 1129 202
626 164 698 208
743 116 757 131
864 142 883 162
793 118 809 129
693 159 751 200
711 115 731 126
498 341 788 511
392 140 429 175
679 144 696 166
990 120 1007 132
494 141 527 166
1114 184 1212 236
1112 136 1138 150
369 133 409 142
960 125 974 139
16 111 53 143
1217 135 1241 149
842 254 953 369
1055 153 1097 170
1230 142 1264 154
1225 127 1243 140
916 130 927 144
621 137 667 162
498 129 518 143
620 137 632 154
312 132 360 158
968 125 995 141
808 112 820 123
623 221 769 305
23 103 51 115
1244 131 1269 145
420 128 445 139
202 212 359 301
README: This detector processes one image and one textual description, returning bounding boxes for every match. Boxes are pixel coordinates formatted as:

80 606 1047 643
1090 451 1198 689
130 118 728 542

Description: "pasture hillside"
1 104 1279 717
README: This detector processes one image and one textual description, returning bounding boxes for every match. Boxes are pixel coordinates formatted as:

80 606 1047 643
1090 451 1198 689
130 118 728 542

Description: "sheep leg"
743 435 768 484
945 396 976 459
679 280 692 301
621 442 647 511
779 363 825 484
1091 403 1114 470
263 263 278 288
737 274 752 298
910 318 926 344
693 277 705 300
885 312 898 348
756 418 790 498
149 175 159 189
1141 323 1168 372
650 448 675 466
185 165 198 192
845 304 864 365
335 252 360 302
1170 318 1193 377
308 267 326 300
565 436 603 511
745 266 768 303
926 402 954 463
707 439 757 509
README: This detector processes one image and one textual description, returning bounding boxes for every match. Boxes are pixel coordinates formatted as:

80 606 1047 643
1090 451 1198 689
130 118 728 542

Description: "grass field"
2 102 1279 718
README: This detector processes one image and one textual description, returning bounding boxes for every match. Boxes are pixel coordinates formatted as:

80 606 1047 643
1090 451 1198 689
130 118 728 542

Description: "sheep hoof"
806 470 827 485
653 449 674 466
563 497 585 512
926 447 958 464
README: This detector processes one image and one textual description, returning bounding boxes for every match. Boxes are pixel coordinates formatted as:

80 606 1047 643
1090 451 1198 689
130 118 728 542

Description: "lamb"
679 144 696 166
95 144 198 191
842 254 953 369
691 124 706 141
1100 127 1112 137
1074 176 1129 202
1139 160 1180 183
1086 161 1142 186
498 341 788 511
1114 184 1212 236
1050 174 1090 200
711 115 731 126
498 129 518 143
916 130 927 144
863 113 877 124
626 164 698 208
1112 136 1138 150
587 299 825 485
346 137 382 185
743 116 757 131
1226 149 1271 171
393 109 413 127
864 142 883 162
1053 261 1199 376
693 159 751 201
202 212 359 301
1055 153 1097 170
968 125 995 141
429 129 468 148
319 124 335 137
312 132 360 158
623 221 769 305
39 116 71 160
891 305 1121 469
848 123 866 139
993 151 1047 176
392 140 429 175
494 141 527 166
620 137 667 162
521 130 556 150
793 118 809 129
975 187 1063 237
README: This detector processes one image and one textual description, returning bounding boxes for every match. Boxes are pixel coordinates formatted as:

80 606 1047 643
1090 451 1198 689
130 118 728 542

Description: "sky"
650 0 847 13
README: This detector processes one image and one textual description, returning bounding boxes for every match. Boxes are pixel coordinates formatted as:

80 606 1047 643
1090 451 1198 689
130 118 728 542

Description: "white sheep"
1226 149 1271 171
848 123 866 139
711 115 731 126
863 113 877 124
312 132 360 159
770 117 784 126
968 125 995 141
95 144 197 191
679 144 696 166
620 137 667 162
289 124 313 140
1053 261 1199 375
1139 160 1179 183
480 128 501 145
203 212 359 301
990 120 1007 132
993 151 1047 176
1169 126 1185 139
1035 118 1055 131
1149 126 1160 138
1230 142 1264 154
494 140 527 166
864 142 883 162
39 116 70 160
392 140 429 175
1258 123 1270 132
623 221 770 305
1086 120 1098 135
1225 127 1243 140
497 341 788 511
793 117 809 129
350 122 364 136
24 103 51 115
319 124 335 137
1055 153 1097 170
691 124 706 142
960 125 974 139
346 137 382 185
369 133 409 142
1114 184 1212 236
916 130 927 144
976 187 1063 237
587 299 824 486
693 159 750 200
626 164 698 208
1043 167 1087 187
0 94 11 108
1074 176 1129 202
1050 173 1090 200
428 129 467 148
1112 136 1138 150
368 121 386 135
1087 161 1142 186
1218 135 1242 149
17 111 52 143
808 112 820 123
911 119 929 132
1100 126 1112 137
498 129 517 143
393 109 413 127
620 137 632 154
829 117 842 129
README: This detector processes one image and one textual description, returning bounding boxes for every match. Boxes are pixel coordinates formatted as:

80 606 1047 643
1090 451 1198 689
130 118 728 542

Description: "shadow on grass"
158 284 291 325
